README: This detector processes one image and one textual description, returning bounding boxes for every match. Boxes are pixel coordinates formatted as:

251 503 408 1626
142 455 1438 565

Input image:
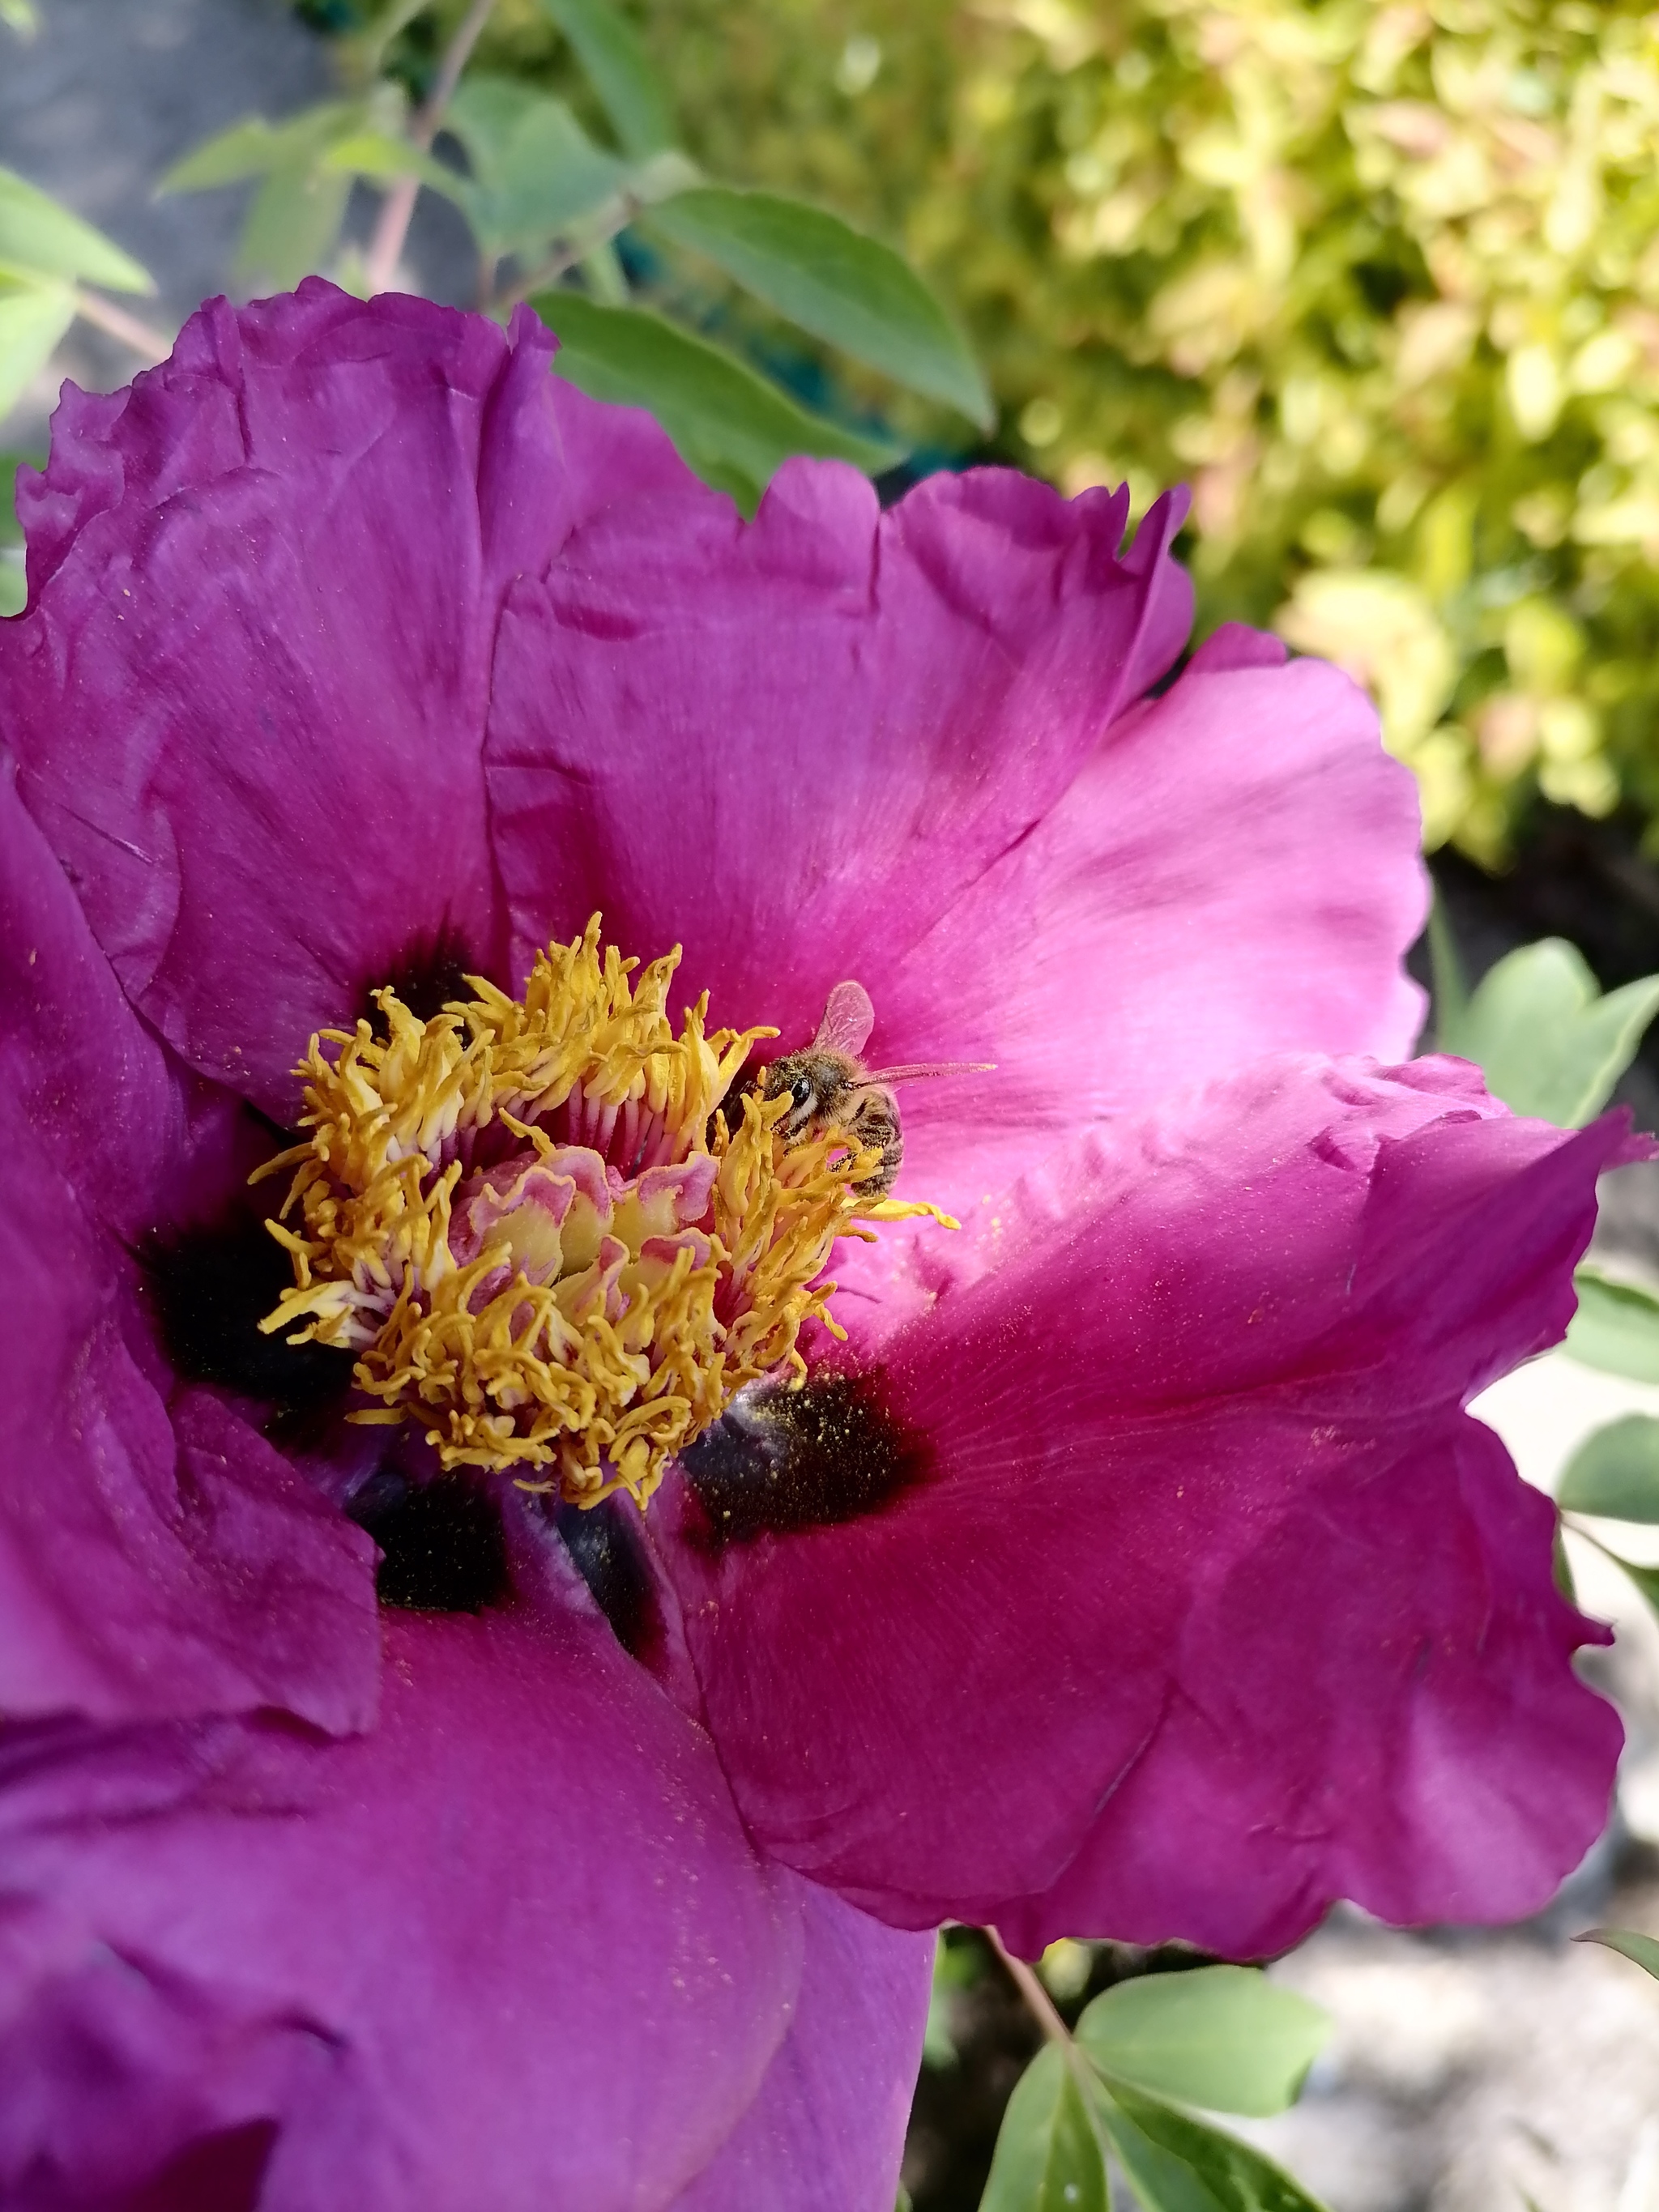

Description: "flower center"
255 919 950 1511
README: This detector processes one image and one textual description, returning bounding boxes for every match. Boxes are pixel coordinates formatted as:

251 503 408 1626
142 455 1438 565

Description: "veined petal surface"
658 1057 1627 1953
879 641 1429 1204
0 1609 799 2212
671 1877 931 2212
484 455 1192 1066
0 283 566 1114
0 763 378 1729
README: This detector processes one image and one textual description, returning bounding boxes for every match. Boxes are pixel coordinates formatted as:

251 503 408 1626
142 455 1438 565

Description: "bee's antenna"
864 1061 996 1086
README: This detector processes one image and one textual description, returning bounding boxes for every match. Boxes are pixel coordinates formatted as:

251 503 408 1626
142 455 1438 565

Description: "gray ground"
8 5 1659 2205
1 0 327 441
1240 1889 1659 2212
0 0 471 454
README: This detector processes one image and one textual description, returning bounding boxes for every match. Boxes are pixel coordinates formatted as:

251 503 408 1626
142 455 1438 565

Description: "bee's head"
764 1054 828 1138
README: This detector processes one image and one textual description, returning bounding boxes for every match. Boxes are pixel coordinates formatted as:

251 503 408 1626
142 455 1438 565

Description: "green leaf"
160 117 293 191
1559 1414 1659 1520
160 105 362 192
579 239 629 304
355 0 429 74
1585 1542 1659 1620
318 130 455 191
0 446 31 614
923 1931 982 2069
446 77 628 259
981 2045 1109 2212
0 447 40 546
0 278 75 420
648 187 992 427
1577 1927 1659 1981
0 168 152 294
1435 937 1659 1126
529 291 904 511
165 100 436 288
1093 2079 1333 2212
1566 1266 1659 1383
1427 895 1469 1042
1074 1967 1328 2119
539 0 675 158
237 167 352 289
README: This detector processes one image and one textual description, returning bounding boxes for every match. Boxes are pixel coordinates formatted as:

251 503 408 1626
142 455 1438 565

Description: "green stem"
72 288 173 364
493 191 645 310
364 0 499 294
987 1928 1072 2049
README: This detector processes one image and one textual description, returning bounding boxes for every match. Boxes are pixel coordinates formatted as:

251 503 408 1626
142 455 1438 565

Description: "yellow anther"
255 918 949 1510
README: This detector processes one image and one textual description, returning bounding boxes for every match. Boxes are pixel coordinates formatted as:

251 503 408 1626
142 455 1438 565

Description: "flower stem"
987 1927 1073 2048
363 0 499 296
494 197 643 309
72 288 173 364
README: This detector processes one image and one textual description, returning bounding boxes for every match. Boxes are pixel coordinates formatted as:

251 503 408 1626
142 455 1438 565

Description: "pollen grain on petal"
254 918 948 1510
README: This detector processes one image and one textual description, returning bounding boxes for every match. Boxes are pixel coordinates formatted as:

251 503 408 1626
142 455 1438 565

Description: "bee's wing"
814 979 876 1056
863 1060 996 1085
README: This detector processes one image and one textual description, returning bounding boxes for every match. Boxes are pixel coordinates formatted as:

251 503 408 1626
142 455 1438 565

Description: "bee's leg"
848 1095 902 1197
707 1065 761 1151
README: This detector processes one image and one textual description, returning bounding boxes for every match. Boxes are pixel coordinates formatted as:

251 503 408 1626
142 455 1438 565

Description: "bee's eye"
790 1076 814 1110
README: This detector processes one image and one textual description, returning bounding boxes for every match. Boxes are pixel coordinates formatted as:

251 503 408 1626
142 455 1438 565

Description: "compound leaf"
529 290 902 511
237 166 352 289
1564 1267 1659 1384
160 104 360 192
649 185 992 425
981 2046 1109 2212
1093 2079 1333 2212
0 278 75 419
539 0 674 158
446 77 626 258
0 167 151 292
1075 1967 1328 2119
1559 1414 1659 1522
1436 936 1659 1127
1577 1927 1659 1981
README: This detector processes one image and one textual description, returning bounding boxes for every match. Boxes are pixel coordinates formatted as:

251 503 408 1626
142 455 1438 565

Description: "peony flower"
0 279 1630 2209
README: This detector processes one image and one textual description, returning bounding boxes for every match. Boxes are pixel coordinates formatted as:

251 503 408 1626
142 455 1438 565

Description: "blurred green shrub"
508 0 1659 864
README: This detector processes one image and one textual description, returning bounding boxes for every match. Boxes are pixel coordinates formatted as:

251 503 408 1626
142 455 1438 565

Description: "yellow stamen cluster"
255 918 947 1508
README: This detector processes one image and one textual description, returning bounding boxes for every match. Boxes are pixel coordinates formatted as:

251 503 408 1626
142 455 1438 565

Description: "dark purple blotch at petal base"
657 1056 1630 1955
0 763 379 1732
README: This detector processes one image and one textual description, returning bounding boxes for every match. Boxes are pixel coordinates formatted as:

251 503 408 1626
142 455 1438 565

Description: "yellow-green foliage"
514 0 1659 863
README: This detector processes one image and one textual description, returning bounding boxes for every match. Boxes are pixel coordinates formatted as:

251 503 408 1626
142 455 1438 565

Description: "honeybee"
755 981 992 1200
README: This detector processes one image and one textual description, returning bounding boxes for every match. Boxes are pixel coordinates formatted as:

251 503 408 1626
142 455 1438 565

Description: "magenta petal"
1187 620 1288 673
2 283 568 1114
659 1057 1623 1950
870 646 1428 1206
996 1417 1615 1958
672 1879 931 2212
484 460 1192 1034
548 373 722 514
0 1133 378 1731
0 751 379 1728
0 1609 800 2211
0 758 226 1245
